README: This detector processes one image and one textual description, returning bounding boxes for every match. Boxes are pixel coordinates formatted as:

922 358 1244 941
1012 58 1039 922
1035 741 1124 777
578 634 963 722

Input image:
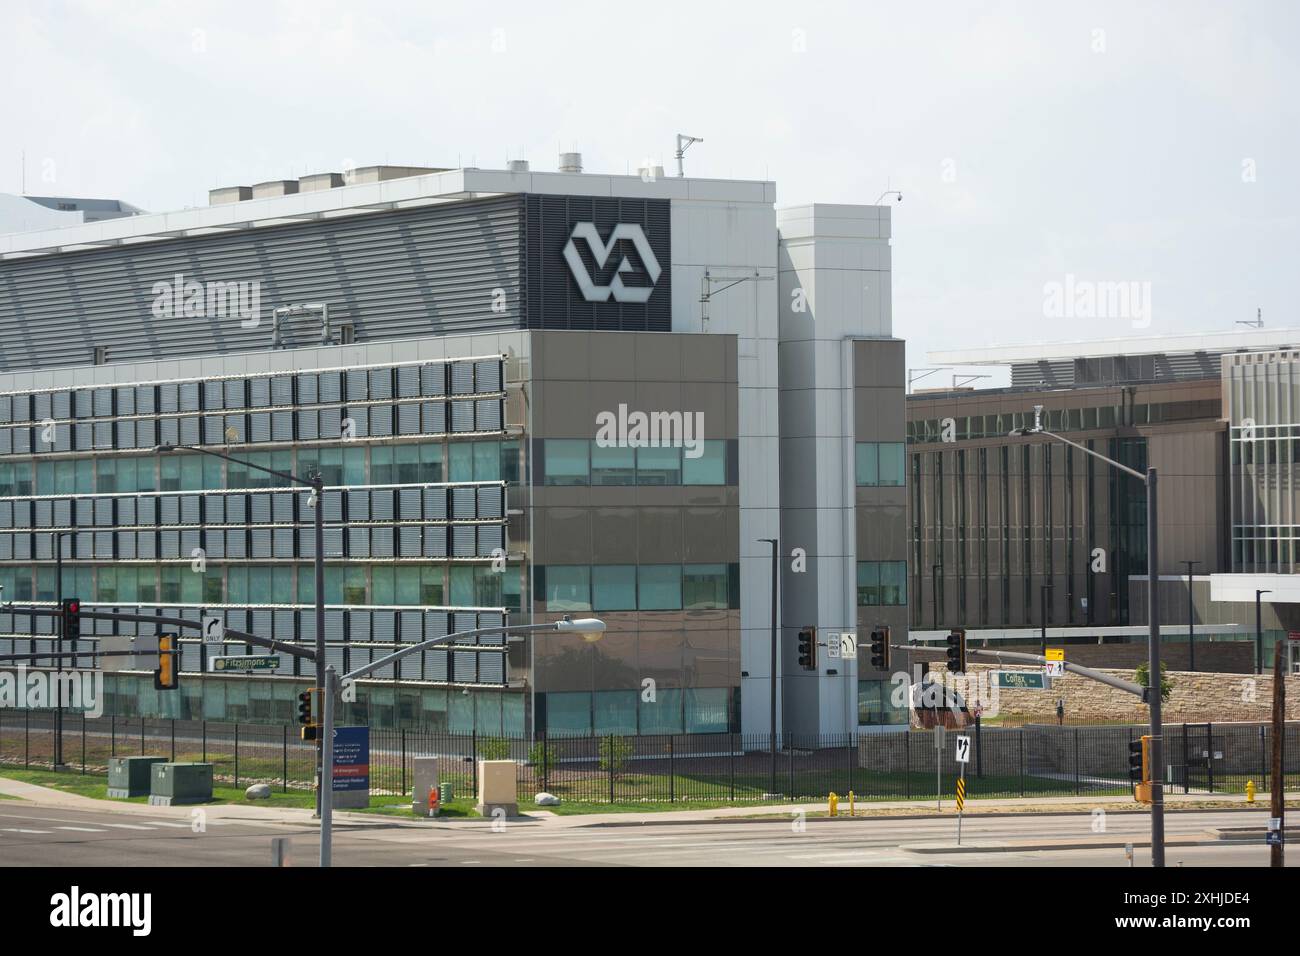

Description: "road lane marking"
55 826 107 832
104 823 156 830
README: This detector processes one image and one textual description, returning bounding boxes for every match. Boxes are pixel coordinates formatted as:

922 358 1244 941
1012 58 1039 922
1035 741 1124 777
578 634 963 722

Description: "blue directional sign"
332 726 370 793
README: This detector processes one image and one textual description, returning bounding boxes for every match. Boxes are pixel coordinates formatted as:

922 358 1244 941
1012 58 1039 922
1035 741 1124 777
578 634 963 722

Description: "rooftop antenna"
876 189 903 204
675 134 703 178
1237 308 1264 329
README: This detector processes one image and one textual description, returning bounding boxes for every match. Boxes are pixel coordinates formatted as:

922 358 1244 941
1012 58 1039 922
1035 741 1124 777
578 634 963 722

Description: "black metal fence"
2 709 1296 805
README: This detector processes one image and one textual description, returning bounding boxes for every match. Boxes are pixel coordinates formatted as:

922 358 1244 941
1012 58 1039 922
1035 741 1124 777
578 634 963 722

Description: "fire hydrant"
848 790 855 817
427 786 441 817
1246 780 1256 804
828 792 839 817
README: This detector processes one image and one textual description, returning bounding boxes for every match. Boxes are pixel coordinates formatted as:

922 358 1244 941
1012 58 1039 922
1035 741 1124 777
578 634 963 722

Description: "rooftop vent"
507 159 530 173
558 152 583 173
251 180 299 199
209 186 252 205
299 172 345 193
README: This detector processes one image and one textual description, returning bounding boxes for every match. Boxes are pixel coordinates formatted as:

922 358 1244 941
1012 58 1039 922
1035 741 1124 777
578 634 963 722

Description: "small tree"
1135 661 1173 703
479 737 511 761
598 735 634 780
528 740 559 770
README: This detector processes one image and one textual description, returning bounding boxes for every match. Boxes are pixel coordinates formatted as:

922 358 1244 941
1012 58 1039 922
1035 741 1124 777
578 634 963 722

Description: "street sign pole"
955 733 971 845
319 665 336 869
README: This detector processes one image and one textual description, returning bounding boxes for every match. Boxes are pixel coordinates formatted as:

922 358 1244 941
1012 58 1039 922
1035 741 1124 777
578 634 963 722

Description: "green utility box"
107 756 168 798
147 762 214 806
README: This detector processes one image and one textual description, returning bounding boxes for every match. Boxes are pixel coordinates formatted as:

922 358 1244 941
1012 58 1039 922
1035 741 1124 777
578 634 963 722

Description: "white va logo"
563 222 662 303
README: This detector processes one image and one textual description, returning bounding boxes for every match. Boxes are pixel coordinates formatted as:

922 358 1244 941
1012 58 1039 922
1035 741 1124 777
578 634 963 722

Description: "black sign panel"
523 195 671 332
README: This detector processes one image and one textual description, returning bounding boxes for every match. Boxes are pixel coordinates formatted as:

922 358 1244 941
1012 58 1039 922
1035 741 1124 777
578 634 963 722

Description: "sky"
2 0 1297 385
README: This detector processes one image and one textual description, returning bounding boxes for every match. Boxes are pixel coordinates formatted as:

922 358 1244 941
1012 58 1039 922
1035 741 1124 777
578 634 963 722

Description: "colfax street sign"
994 670 1051 690
211 655 281 672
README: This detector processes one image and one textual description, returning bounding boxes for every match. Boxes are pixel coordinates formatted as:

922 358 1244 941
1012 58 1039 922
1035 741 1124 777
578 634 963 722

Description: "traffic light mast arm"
2 605 315 661
890 641 1147 698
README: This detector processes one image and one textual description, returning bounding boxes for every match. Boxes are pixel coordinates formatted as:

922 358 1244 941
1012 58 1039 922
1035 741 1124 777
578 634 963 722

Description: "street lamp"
759 537 779 797
52 530 73 770
1182 560 1200 671
1010 404 1168 868
317 615 606 867
154 442 326 813
1255 589 1272 675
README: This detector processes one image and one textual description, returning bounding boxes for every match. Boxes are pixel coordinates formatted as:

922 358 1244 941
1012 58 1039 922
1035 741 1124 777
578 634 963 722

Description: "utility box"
411 756 439 817
475 760 518 818
107 756 167 798
148 762 214 806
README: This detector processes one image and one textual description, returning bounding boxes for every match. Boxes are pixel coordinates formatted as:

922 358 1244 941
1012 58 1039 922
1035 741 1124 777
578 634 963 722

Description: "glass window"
590 443 635 485
543 439 589 486
96 458 117 493
75 460 94 494
684 688 730 733
683 564 729 609
394 566 421 605
543 691 591 737
636 446 681 485
857 561 881 606
473 441 501 481
500 440 521 485
371 446 394 485
682 440 726 485
639 688 683 734
372 565 395 605
878 443 905 486
856 442 879 486
420 566 444 605
448 442 473 482
394 445 421 484
544 565 591 612
592 565 636 610
638 565 682 610
594 690 638 735
879 561 907 605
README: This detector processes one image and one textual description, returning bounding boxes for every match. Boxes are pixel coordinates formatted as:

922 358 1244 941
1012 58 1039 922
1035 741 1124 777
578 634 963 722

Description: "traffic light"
153 634 178 690
945 628 967 673
298 689 318 741
869 627 890 670
1129 735 1152 804
797 627 817 671
61 598 81 641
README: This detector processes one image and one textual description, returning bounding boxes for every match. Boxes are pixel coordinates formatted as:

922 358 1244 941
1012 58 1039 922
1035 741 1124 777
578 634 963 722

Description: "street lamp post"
1255 589 1272 676
759 538 779 797
1182 560 1200 671
1011 405 1167 867
318 615 606 867
52 531 72 769
154 442 326 813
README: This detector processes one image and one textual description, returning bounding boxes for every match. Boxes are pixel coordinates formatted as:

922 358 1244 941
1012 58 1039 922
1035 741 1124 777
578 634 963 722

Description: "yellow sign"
956 777 966 812
1045 648 1065 662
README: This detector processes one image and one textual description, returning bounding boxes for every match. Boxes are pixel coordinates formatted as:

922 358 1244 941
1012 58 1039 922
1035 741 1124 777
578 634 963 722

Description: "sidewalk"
0 774 1286 831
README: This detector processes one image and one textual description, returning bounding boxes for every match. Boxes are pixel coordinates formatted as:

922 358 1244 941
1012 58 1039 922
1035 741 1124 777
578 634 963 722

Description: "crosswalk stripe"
146 821 193 828
104 823 156 830
55 826 106 832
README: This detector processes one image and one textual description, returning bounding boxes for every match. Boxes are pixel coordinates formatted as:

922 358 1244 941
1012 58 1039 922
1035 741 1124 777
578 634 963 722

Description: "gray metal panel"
370 489 394 521
450 400 475 432
0 196 525 371
423 487 446 520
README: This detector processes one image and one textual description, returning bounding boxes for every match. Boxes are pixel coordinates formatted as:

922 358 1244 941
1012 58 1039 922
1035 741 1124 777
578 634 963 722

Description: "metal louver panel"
450 400 475 432
225 494 246 523
298 410 319 439
250 494 272 523
476 485 503 518
323 528 344 557
116 420 137 448
249 413 271 443
399 654 422 679
450 362 475 394
297 528 314 558
251 528 272 557
180 495 201 523
346 369 368 401
322 490 343 521
397 403 421 434
115 387 135 414
370 489 394 521
475 359 503 392
117 497 137 524
451 487 476 519
271 376 294 406
272 493 294 522
421 402 446 434
296 374 318 403
324 611 346 642
179 382 200 411
319 372 342 403
273 528 295 558
397 365 420 397
369 367 393 399
117 533 136 559
399 526 422 557
158 418 178 445
346 490 370 521
93 389 114 416
348 527 370 557
426 650 449 682
347 406 368 437
349 611 371 642
74 390 92 417
180 528 201 556
475 399 502 431
225 530 246 558
93 498 114 526
223 415 244 443
136 419 156 448
74 423 91 450
477 525 504 556
137 532 156 558
423 487 446 520
205 530 224 558
204 496 223 523
159 530 180 558
203 380 224 409
452 525 477 556
398 488 422 519
369 405 393 436
421 364 445 396
136 496 155 524
399 610 423 643
423 526 447 557
272 411 294 441
249 377 271 407
372 613 395 642
158 497 179 525
221 378 244 408
202 416 225 443
273 609 295 637
371 527 394 557
319 407 342 438
180 416 200 444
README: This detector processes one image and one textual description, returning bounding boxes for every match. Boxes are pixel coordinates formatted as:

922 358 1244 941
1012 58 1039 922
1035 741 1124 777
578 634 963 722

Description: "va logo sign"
563 222 662 303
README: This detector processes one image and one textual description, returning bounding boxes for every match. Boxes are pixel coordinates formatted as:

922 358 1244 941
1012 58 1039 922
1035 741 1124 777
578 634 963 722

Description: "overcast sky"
2 0 1296 384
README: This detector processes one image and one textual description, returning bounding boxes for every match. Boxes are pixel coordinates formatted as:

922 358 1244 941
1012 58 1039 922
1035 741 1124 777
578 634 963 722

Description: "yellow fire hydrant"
828 792 839 817
1246 780 1256 804
848 790 855 817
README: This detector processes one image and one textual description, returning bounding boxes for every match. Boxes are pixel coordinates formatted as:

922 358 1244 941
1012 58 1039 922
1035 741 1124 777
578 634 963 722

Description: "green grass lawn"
0 766 317 809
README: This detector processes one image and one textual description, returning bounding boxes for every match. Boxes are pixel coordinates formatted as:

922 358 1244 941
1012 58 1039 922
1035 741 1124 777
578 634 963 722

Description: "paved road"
0 801 1291 867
